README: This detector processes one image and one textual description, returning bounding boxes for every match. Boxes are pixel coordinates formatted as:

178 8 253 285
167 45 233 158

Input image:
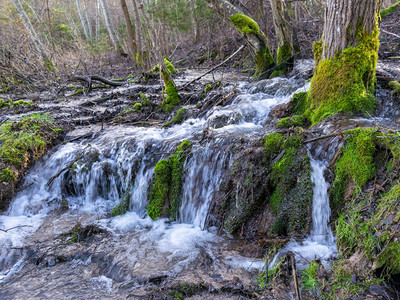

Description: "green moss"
139 92 151 106
277 115 308 128
148 140 192 220
205 84 212 94
336 184 400 276
254 44 275 79
307 23 379 124
0 113 61 167
70 89 84 96
270 44 293 78
161 69 180 112
268 134 313 235
148 159 171 220
164 58 176 74
0 168 16 182
291 92 308 115
132 102 142 112
264 132 284 164
12 100 32 107
230 14 260 35
329 128 377 210
0 98 11 109
163 108 187 128
388 81 400 94
380 1 400 18
111 190 130 216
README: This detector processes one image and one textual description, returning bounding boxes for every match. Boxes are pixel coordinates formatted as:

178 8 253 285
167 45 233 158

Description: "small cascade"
179 142 229 228
0 71 313 291
270 152 337 269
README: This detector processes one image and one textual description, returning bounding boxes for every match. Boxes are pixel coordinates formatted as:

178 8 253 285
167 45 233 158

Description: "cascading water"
0 70 312 296
270 151 337 269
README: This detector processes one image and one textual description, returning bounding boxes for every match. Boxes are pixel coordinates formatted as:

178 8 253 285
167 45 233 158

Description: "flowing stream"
0 69 321 297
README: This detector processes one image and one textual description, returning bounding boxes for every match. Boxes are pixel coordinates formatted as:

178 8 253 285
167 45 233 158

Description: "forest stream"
1 60 400 299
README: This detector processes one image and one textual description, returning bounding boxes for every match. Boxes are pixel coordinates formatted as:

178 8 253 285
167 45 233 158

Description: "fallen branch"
46 156 81 188
381 29 400 39
62 133 93 144
287 251 301 300
214 84 238 106
74 75 125 93
328 146 343 168
0 225 33 232
181 45 245 89
303 133 338 144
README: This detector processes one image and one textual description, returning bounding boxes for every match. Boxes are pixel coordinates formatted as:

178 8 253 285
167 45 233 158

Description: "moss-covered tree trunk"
307 0 380 123
269 0 300 76
205 0 275 78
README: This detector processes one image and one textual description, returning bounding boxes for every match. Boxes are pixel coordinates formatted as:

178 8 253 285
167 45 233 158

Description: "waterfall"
270 153 337 269
0 73 312 286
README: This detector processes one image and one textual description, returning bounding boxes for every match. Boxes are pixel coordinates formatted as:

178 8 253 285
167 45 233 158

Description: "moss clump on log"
230 13 275 79
388 81 400 94
380 1 400 18
161 65 180 112
162 108 187 128
147 140 192 220
307 23 379 124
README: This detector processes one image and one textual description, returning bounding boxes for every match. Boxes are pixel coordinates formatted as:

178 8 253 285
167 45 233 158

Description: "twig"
62 133 92 144
381 29 400 39
0 225 33 232
303 133 337 144
181 45 245 89
46 156 81 188
328 146 343 168
214 85 238 106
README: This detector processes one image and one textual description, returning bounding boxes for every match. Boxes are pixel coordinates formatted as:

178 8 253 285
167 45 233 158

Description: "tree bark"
307 0 380 124
205 0 275 78
120 0 137 61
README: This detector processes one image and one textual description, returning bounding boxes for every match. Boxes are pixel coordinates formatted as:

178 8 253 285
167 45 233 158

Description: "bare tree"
307 0 380 123
12 0 54 70
76 0 90 40
82 0 93 40
120 0 137 61
99 0 123 53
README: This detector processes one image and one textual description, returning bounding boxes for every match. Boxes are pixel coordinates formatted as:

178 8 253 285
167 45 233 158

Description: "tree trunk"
120 0 137 61
12 0 54 70
205 0 275 78
82 0 93 40
99 0 123 53
131 0 144 67
307 0 380 124
95 0 100 41
269 0 299 76
76 0 90 40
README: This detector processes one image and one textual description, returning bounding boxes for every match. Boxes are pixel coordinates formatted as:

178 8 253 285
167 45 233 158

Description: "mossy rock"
111 190 131 217
147 140 192 221
268 133 312 235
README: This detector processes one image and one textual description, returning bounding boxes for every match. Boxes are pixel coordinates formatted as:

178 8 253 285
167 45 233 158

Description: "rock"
270 102 293 118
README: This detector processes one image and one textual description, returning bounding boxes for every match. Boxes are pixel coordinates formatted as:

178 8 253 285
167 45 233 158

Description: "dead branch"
0 225 33 232
303 133 338 144
214 84 238 106
46 156 81 188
